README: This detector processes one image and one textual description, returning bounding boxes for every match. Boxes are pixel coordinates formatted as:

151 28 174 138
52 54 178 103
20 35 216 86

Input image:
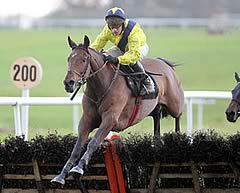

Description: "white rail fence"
184 91 231 136
0 96 83 140
0 91 232 139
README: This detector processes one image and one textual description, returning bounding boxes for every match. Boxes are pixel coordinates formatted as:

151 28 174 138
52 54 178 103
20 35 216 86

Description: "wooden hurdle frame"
0 137 240 193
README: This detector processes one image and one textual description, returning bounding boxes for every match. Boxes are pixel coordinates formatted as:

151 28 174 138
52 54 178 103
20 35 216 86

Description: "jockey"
90 7 154 95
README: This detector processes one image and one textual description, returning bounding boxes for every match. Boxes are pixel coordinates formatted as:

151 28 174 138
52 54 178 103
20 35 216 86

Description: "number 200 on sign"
10 57 42 89
13 64 37 82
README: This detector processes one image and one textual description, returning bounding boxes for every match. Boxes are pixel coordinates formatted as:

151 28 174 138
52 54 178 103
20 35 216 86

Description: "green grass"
0 27 240 139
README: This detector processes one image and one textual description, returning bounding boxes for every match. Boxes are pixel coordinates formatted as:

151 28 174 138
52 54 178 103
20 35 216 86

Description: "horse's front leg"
51 115 93 185
70 112 118 175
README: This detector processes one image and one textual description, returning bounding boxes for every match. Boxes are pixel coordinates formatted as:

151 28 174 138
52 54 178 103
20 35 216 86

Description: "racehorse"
225 72 240 122
51 35 184 185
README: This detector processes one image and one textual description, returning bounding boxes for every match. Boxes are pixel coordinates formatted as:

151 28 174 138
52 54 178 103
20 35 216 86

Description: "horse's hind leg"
153 112 161 138
150 104 161 138
175 117 180 133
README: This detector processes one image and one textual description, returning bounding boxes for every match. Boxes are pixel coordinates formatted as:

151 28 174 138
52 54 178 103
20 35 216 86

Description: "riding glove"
104 55 119 65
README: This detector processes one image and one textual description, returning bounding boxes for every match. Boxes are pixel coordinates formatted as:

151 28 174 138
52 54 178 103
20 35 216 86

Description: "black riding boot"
130 61 155 95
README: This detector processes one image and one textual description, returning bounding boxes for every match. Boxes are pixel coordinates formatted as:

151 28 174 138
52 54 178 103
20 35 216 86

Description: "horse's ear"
235 72 240 82
67 36 77 49
83 35 90 48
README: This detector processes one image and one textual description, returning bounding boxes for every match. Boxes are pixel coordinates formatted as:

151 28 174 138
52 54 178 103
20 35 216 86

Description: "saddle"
120 65 159 100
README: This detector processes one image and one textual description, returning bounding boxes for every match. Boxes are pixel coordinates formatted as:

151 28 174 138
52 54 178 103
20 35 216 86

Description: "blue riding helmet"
105 7 126 20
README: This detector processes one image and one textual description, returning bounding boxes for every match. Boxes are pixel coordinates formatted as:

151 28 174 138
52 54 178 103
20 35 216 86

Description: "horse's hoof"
51 175 65 185
69 165 84 175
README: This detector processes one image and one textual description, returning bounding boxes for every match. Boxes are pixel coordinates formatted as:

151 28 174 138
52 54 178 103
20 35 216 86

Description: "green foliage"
1 132 240 189
191 130 230 162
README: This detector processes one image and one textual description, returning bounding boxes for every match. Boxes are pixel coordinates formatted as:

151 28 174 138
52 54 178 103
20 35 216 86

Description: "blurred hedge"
0 131 240 165
0 131 240 189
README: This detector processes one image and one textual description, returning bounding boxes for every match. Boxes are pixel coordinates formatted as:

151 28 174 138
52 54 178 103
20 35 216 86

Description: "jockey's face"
109 24 122 36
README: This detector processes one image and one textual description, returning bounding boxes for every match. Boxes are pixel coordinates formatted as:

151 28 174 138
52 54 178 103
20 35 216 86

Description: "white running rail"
0 96 83 140
0 91 232 139
184 91 231 136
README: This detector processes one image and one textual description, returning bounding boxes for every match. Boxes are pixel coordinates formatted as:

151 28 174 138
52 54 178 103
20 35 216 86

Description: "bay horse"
51 35 184 185
225 72 240 122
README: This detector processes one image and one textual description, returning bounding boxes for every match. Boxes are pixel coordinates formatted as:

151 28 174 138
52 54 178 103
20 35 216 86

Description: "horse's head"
225 72 240 122
64 35 92 93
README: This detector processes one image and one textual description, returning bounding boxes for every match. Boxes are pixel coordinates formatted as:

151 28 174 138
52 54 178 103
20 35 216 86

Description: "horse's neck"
87 50 113 97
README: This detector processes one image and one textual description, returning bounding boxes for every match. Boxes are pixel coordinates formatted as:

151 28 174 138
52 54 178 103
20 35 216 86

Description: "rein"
84 62 120 106
232 98 240 106
70 61 108 101
69 47 161 103
110 64 162 77
70 48 120 105
70 52 109 101
88 60 108 79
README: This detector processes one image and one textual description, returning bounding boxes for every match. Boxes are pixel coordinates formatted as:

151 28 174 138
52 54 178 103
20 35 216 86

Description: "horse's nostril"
69 80 75 86
226 111 234 116
64 80 74 86
226 111 236 121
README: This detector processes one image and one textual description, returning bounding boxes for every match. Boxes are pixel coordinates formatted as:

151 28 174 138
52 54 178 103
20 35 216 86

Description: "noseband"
69 48 108 87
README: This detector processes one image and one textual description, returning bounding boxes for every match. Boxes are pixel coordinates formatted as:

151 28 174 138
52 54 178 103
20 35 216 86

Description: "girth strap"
127 96 142 127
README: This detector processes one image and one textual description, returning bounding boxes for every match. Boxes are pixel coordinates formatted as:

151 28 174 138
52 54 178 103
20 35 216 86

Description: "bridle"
231 98 240 115
230 84 240 114
68 47 120 104
232 98 240 106
68 49 108 86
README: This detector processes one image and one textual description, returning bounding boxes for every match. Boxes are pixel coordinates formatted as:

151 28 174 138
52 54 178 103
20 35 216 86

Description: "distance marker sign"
10 57 43 89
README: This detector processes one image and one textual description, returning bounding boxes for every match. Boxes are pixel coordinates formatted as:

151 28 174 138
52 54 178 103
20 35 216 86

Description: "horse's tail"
156 57 182 69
